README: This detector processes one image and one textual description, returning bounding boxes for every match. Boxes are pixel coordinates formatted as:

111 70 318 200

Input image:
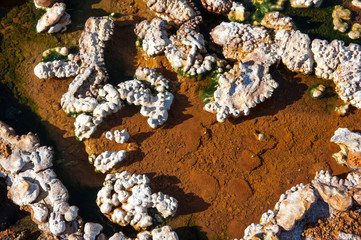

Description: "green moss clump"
200 70 221 104
41 50 69 62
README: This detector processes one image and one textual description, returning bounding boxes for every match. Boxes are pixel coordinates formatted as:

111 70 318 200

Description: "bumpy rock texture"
0 121 82 238
36 2 71 33
290 0 323 8
240 170 361 240
261 12 295 31
201 0 232 14
96 171 178 229
204 61 278 122
331 128 361 170
144 0 200 25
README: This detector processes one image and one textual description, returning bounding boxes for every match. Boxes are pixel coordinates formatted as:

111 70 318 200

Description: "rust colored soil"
2 0 360 239
302 208 361 239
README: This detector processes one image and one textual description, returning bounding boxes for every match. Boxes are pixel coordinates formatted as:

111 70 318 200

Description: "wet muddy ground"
0 0 360 239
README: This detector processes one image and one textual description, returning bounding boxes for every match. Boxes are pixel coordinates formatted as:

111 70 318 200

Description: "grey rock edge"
0 121 178 239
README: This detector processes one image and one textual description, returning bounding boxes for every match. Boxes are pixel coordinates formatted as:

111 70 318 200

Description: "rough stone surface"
204 61 278 122
290 0 323 8
36 2 69 33
261 12 295 31
201 0 232 14
276 29 314 74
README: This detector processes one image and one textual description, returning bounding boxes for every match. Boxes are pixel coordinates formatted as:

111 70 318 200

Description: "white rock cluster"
275 29 314 74
134 18 171 56
200 0 232 14
105 130 130 144
91 151 127 174
261 12 295 32
108 226 178 240
353 0 361 8
165 27 217 76
96 171 178 229
34 47 80 79
227 2 247 22
118 67 174 128
331 128 361 170
0 121 82 238
35 2 71 33
240 170 361 240
204 61 278 122
135 18 217 77
144 0 200 25
290 0 323 8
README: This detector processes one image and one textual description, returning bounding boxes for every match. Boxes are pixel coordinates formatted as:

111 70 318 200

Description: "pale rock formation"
96 171 178 229
145 0 199 25
349 23 361 40
36 2 70 33
165 27 216 76
105 130 130 144
0 122 82 238
333 63 361 109
210 22 277 64
200 0 232 14
60 17 117 140
313 170 353 212
83 223 103 240
108 226 178 240
332 5 351 33
338 232 361 240
311 39 361 80
353 0 361 8
118 67 174 128
227 2 247 21
275 184 317 231
331 128 361 168
34 60 79 79
290 0 323 8
92 151 127 173
261 12 296 32
34 0 60 9
134 18 170 56
240 170 361 240
204 61 278 122
275 29 314 74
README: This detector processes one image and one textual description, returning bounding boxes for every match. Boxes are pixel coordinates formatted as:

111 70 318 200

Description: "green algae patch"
199 70 221 104
41 50 69 62
282 1 361 45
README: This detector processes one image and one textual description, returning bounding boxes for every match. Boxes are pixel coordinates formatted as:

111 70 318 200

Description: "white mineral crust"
134 18 170 56
200 0 232 14
145 0 199 25
353 0 361 8
105 130 130 144
93 151 127 173
0 122 81 238
261 12 295 31
34 60 79 79
290 0 323 8
36 2 70 33
96 171 178 229
204 61 278 122
275 29 314 74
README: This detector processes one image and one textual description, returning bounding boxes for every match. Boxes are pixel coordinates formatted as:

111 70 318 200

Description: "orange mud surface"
8 0 361 239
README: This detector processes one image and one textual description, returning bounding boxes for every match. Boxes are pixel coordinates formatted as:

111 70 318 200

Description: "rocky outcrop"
90 151 127 173
36 2 71 33
200 0 232 14
0 121 82 238
240 170 361 240
261 12 295 32
34 0 60 9
105 130 130 144
165 27 216 76
96 171 178 229
34 60 79 79
134 18 170 56
227 2 247 21
144 0 200 25
204 61 278 122
275 29 314 74
290 0 323 8
332 5 351 33
331 128 361 170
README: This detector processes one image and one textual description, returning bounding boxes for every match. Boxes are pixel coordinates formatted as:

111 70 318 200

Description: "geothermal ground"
1 0 361 239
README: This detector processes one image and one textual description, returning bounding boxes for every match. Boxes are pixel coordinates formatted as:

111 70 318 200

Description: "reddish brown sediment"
3 0 361 239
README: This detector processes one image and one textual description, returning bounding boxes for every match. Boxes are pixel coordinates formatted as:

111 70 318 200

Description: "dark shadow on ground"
147 174 211 215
